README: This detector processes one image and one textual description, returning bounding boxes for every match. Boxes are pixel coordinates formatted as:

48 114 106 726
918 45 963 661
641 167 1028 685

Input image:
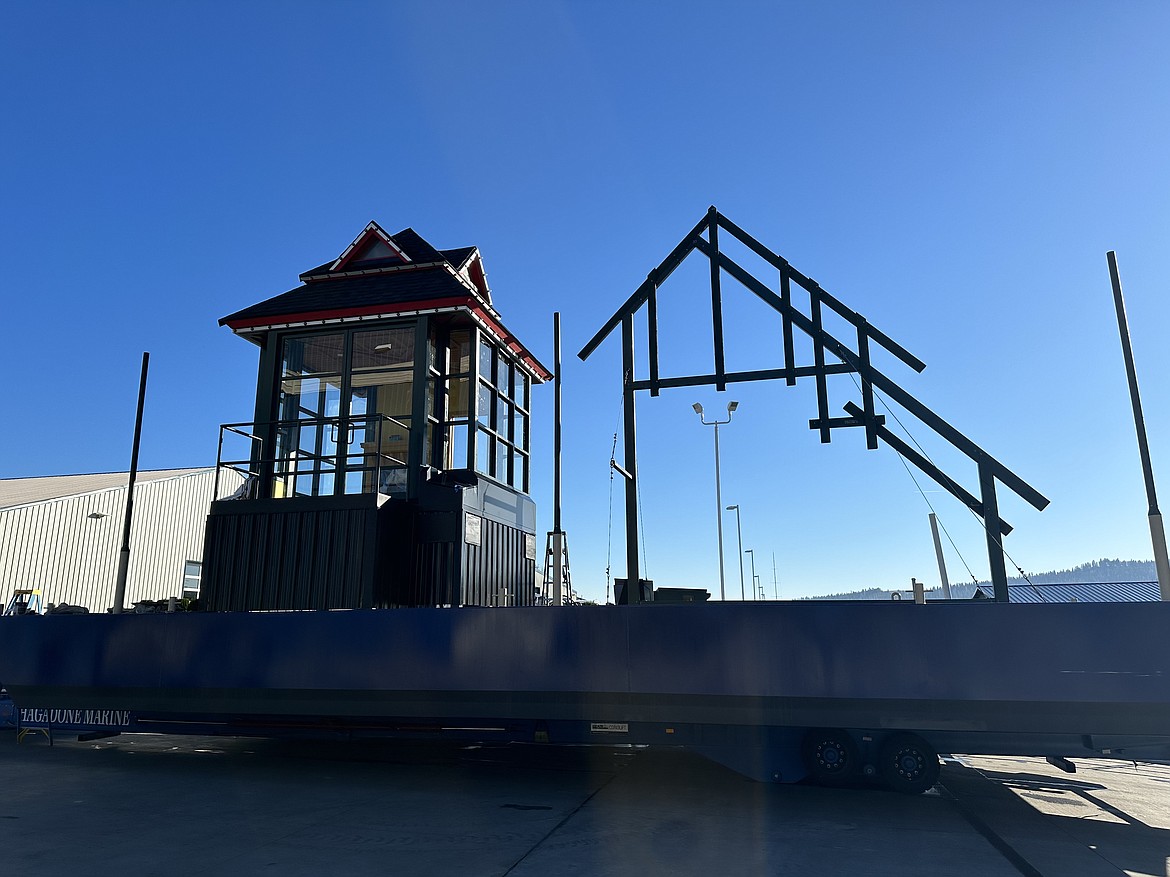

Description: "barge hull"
3 601 1168 777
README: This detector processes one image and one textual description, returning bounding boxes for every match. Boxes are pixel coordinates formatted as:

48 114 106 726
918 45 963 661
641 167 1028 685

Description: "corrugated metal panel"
1007 581 1160 603
407 541 458 607
201 501 376 611
0 469 242 611
461 517 535 607
0 468 206 509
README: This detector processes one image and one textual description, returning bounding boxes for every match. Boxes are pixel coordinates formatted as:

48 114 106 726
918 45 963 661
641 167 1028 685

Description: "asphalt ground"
0 732 1166 876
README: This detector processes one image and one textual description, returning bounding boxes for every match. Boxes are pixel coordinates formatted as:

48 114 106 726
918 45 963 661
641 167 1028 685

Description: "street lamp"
745 548 758 602
694 400 739 600
726 504 746 600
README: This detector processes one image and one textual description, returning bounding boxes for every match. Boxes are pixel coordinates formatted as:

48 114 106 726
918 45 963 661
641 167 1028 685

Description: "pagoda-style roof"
221 222 550 381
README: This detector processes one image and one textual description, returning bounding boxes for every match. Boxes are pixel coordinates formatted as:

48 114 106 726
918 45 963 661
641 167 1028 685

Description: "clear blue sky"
3 2 1169 601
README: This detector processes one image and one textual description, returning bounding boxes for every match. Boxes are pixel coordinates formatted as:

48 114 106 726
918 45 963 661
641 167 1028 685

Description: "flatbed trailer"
3 600 1168 793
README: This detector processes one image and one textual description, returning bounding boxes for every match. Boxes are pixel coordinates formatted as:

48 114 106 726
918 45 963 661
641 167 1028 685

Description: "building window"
182 561 202 600
473 340 530 493
432 328 472 470
272 323 416 498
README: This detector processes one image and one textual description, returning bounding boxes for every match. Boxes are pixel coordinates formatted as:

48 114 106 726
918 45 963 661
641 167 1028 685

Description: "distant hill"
806 558 1157 601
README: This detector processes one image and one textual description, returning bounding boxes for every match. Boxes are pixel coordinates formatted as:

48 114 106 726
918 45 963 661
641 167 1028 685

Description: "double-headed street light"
693 400 738 601
745 548 758 602
726 504 746 600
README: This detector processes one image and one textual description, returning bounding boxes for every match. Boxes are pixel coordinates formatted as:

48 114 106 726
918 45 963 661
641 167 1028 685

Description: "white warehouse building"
0 468 234 612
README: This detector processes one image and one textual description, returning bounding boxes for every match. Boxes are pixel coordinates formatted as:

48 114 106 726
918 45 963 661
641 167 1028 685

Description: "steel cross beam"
579 207 1048 602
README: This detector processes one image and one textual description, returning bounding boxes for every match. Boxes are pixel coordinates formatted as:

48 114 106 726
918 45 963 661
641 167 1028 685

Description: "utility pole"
1107 252 1170 600
928 513 952 599
113 352 149 614
544 313 571 604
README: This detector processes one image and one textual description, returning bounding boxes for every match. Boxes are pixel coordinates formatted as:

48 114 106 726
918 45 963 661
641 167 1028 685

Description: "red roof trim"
472 305 553 382
223 296 473 331
331 224 410 272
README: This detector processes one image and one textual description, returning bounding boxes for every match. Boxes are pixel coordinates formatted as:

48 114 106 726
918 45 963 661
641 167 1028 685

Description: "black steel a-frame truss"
579 207 1049 602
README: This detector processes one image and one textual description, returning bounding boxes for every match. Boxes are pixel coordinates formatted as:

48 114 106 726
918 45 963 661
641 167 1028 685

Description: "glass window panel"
346 416 370 460
321 416 339 458
274 424 297 460
351 370 413 417
323 379 343 421
297 423 319 457
519 372 530 409
348 387 368 419
479 340 494 386
450 330 472 374
344 470 365 495
501 362 513 399
448 377 470 419
513 410 528 453
495 439 509 482
497 396 510 440
181 561 201 599
379 467 408 497
518 453 528 493
477 382 492 429
377 415 410 465
351 327 414 370
475 430 490 475
449 422 468 469
279 377 321 419
281 333 345 377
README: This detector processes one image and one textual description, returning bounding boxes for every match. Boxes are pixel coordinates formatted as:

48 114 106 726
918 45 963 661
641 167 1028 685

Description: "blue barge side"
2 600 1168 789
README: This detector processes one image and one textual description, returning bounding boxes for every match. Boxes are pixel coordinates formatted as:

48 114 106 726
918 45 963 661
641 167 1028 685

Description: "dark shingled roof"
220 221 550 380
389 227 446 264
223 225 487 328
299 260 336 279
221 268 473 326
441 246 476 269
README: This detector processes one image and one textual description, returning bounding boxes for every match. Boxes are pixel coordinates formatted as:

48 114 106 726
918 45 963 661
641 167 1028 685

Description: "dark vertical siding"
201 495 535 611
202 500 377 611
461 517 535 607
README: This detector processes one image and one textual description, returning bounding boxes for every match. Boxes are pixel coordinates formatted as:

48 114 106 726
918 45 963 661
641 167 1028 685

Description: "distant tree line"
808 558 1157 601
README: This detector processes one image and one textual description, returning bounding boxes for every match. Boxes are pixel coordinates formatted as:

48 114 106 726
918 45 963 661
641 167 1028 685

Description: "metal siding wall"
201 504 375 611
460 518 535 607
408 540 457 606
0 470 237 612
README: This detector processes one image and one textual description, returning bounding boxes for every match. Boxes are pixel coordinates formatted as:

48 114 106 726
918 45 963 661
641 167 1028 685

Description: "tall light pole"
726 504 746 600
745 548 758 602
694 400 738 600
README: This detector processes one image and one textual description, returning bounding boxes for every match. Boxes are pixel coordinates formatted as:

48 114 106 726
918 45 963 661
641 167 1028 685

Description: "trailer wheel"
879 733 940 794
801 728 859 783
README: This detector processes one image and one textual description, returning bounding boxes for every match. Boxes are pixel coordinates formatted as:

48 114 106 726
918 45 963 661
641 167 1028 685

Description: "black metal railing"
214 414 409 501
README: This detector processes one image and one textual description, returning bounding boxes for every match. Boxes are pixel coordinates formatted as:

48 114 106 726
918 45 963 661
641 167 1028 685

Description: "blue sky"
3 1 1169 601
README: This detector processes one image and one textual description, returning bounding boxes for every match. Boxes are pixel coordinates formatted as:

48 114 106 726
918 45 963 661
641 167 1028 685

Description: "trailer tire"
801 728 859 783
879 733 940 794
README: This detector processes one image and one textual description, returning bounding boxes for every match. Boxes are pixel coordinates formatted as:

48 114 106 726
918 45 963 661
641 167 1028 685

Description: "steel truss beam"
580 207 1048 602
